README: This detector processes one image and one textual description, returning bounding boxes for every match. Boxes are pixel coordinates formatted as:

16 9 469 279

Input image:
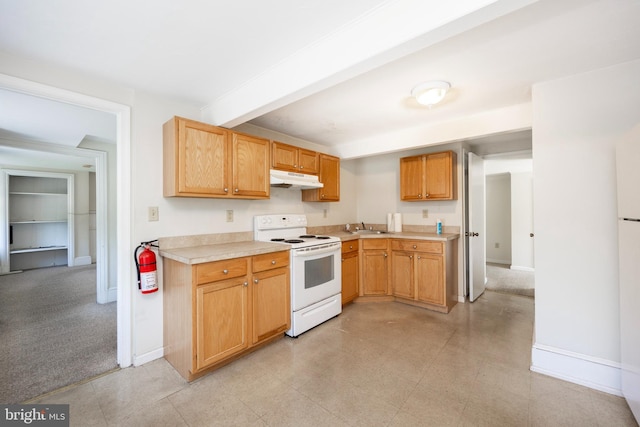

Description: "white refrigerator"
616 134 640 422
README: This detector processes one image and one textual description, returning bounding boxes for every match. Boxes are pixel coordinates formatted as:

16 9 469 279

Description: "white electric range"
254 214 342 337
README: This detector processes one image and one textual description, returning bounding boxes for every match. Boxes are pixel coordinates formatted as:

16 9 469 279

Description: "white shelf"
10 219 67 224
10 246 68 254
9 191 66 196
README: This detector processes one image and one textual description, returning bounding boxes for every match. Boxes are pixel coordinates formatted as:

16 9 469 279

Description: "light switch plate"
226 210 234 222
148 206 159 221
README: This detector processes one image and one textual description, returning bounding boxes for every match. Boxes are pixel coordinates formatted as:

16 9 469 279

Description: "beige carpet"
485 262 535 298
0 264 117 403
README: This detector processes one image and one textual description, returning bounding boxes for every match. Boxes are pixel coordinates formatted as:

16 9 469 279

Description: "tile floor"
31 291 637 426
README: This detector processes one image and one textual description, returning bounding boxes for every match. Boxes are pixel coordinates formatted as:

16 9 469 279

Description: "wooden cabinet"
163 250 290 381
195 274 249 370
360 239 389 296
163 116 270 199
390 239 457 313
341 240 359 305
400 150 456 201
251 251 290 344
302 154 340 202
272 141 319 174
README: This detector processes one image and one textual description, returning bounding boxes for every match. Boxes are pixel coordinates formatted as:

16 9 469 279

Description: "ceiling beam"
201 0 538 128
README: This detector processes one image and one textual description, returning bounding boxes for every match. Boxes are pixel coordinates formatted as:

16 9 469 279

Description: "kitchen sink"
353 229 387 234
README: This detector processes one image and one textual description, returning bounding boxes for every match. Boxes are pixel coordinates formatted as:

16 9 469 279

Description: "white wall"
531 59 640 394
486 173 511 264
511 171 534 270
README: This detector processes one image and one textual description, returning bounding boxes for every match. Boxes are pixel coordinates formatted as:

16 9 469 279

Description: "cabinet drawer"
252 250 289 272
342 240 359 254
391 240 442 254
361 239 388 250
196 257 248 284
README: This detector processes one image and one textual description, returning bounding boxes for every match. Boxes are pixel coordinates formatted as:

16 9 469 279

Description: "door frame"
0 73 133 367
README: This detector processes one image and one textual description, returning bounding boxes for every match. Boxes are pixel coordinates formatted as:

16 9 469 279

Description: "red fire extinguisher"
135 241 158 294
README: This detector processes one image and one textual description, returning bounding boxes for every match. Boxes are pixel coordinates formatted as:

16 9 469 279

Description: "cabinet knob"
254 278 259 284
341 258 345 262
271 260 276 265
417 256 421 259
243 281 248 287
321 194 325 199
234 188 239 193
223 269 229 274
425 193 430 198
349 245 353 249
409 255 413 259
224 187 228 193
412 245 417 249
384 253 388 258
418 194 422 198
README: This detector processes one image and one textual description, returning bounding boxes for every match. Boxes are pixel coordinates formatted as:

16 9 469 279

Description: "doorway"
464 131 534 300
0 73 133 379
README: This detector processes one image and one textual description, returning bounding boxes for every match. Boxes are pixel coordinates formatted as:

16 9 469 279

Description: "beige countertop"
333 231 460 242
160 240 290 265
159 231 460 265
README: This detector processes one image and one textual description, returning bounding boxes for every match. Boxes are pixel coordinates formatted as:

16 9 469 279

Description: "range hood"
270 169 323 189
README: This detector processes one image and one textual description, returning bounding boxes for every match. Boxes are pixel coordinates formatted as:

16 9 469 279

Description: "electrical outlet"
148 206 159 222
495 242 500 248
323 209 328 218
422 209 428 218
226 210 234 222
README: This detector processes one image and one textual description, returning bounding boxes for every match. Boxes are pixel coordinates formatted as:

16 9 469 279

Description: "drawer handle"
271 260 276 265
223 269 229 274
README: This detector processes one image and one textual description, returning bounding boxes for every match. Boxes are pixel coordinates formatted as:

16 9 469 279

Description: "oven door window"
304 254 334 289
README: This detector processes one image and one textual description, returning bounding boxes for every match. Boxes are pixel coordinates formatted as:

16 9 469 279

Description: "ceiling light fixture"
411 80 451 107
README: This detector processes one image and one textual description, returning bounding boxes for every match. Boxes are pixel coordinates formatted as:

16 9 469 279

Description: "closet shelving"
8 175 70 270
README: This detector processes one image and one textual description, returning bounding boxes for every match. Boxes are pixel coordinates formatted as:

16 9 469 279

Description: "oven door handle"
292 243 341 257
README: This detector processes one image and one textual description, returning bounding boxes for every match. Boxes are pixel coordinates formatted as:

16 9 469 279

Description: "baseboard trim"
531 342 622 396
511 265 534 272
74 256 92 266
134 347 164 367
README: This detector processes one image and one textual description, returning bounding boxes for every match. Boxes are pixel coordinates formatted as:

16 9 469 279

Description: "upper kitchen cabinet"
163 117 269 199
271 141 319 175
230 132 270 199
301 154 340 202
400 150 456 201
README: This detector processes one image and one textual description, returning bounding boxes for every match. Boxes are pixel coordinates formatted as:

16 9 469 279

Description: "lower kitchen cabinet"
341 240 359 305
163 250 290 381
390 239 457 313
251 251 290 344
360 239 390 297
196 276 249 370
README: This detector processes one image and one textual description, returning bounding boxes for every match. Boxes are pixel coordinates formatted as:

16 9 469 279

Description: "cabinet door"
302 154 340 201
416 254 444 305
400 155 424 201
252 267 290 344
231 132 270 198
341 251 359 304
391 251 414 299
271 141 299 172
196 278 249 370
362 250 388 295
298 148 319 174
169 117 229 197
425 151 454 200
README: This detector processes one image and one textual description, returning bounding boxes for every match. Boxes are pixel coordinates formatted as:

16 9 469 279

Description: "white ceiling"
0 0 639 169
